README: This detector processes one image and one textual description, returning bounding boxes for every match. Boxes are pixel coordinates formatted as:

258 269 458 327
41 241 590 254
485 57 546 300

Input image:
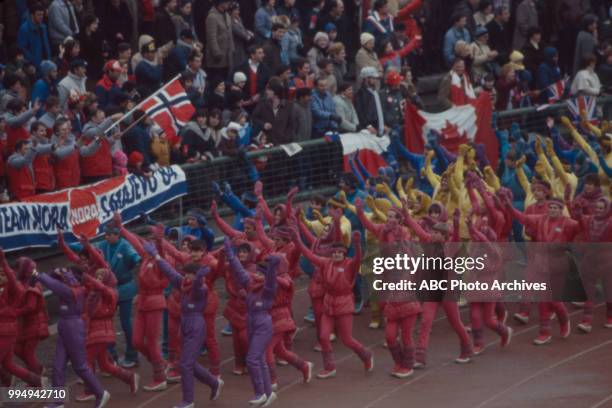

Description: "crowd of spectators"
0 0 611 202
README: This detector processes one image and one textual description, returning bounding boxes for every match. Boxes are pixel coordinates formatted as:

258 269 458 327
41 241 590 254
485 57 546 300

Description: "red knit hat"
128 151 144 166
385 70 403 87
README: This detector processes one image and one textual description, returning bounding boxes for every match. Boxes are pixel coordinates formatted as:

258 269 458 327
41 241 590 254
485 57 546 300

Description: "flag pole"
104 73 182 134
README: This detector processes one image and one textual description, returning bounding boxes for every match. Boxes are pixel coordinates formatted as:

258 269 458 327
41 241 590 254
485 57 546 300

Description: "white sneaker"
211 379 224 401
262 392 277 407
271 382 278 391
96 391 111 408
249 394 267 405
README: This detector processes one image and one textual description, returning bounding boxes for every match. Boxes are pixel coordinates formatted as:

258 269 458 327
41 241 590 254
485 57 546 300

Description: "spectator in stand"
79 15 106 81
307 32 330 75
537 46 561 103
573 14 599 74
95 60 123 110
135 40 163 97
206 78 229 112
438 58 475 110
381 70 405 130
233 45 270 110
127 151 152 176
378 35 421 73
453 0 479 35
281 15 303 66
471 26 499 84
310 75 339 138
217 121 242 156
333 82 359 132
151 125 173 166
31 61 58 106
56 37 81 77
80 109 123 183
495 63 519 111
328 42 347 87
7 139 52 200
317 59 337 94
164 29 196 80
486 6 512 64
598 48 612 92
263 23 287 75
318 1 351 49
156 0 179 48
356 32 382 77
58 58 87 109
227 71 249 110
252 82 294 144
513 0 539 50
473 0 494 27
39 96 62 132
443 13 471 67
363 0 395 46
48 0 80 49
570 54 602 96
230 3 255 68
5 99 40 154
557 0 591 74
401 65 424 108
50 117 80 189
304 0 325 39
1 74 25 112
277 0 300 21
522 26 544 84
123 110 154 165
17 4 52 71
186 51 207 101
100 0 134 51
293 58 314 90
255 0 277 43
180 109 216 162
205 0 234 85
172 0 198 41
30 121 55 194
291 87 313 142
355 67 384 135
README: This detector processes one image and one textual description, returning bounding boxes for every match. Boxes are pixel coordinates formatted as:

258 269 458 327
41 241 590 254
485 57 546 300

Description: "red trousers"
417 301 471 355
469 302 508 347
386 315 417 370
319 313 370 371
204 313 220 376
14 339 43 375
0 337 40 386
133 309 165 381
539 302 569 334
231 325 248 370
312 296 324 345
85 343 132 392
168 313 181 367
266 332 307 382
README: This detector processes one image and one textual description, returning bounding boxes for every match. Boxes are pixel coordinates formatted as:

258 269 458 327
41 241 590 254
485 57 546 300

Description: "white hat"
360 66 380 79
313 32 329 44
233 71 247 84
360 32 375 46
226 122 242 132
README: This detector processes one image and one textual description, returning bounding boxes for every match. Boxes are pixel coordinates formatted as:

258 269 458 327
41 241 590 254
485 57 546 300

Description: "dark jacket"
355 87 381 131
135 60 163 97
100 0 133 49
233 61 271 97
164 41 192 80
79 30 106 81
380 87 405 128
155 8 177 47
179 121 217 160
486 19 512 63
262 38 283 75
522 42 544 84
251 98 294 145
123 123 153 165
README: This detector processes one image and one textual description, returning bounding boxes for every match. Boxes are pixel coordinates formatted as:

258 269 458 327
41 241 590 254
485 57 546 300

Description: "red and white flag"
338 130 390 175
548 78 568 103
140 78 195 146
404 92 499 167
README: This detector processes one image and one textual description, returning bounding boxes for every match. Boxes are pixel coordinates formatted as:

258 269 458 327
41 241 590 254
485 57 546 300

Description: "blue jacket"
362 13 394 46
220 190 255 231
17 18 51 70
443 26 471 67
311 89 338 133
31 78 54 105
177 225 215 250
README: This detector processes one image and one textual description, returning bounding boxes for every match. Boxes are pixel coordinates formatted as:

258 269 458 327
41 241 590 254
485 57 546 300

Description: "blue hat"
475 26 488 38
40 60 57 77
324 22 337 33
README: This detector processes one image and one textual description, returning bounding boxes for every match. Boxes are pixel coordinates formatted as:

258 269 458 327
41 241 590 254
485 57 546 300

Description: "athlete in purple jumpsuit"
144 241 223 408
32 267 110 408
224 238 278 407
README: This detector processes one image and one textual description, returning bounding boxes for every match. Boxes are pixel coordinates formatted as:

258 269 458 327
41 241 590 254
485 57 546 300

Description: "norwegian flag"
140 78 195 146
547 78 568 103
566 95 598 124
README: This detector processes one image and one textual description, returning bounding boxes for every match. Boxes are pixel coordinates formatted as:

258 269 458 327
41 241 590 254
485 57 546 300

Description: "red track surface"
35 278 612 408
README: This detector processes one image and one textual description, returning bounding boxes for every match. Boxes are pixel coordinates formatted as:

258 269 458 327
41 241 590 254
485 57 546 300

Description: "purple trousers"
180 314 219 403
246 312 273 398
54 317 105 403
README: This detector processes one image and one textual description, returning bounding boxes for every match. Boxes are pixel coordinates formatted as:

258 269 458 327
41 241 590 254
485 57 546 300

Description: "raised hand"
142 241 158 257
210 199 218 213
254 180 263 198
287 186 299 201
211 181 221 195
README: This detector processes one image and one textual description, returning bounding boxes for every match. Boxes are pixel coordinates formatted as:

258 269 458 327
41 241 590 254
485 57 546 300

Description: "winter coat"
291 100 313 142
17 18 51 69
573 30 597 74
513 0 539 50
48 0 79 46
251 98 294 145
310 89 338 134
355 48 382 78
333 94 359 132
205 7 234 69
57 72 87 109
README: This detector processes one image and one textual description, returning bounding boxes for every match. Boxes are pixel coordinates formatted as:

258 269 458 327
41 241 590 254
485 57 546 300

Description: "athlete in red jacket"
75 269 139 401
14 257 49 376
